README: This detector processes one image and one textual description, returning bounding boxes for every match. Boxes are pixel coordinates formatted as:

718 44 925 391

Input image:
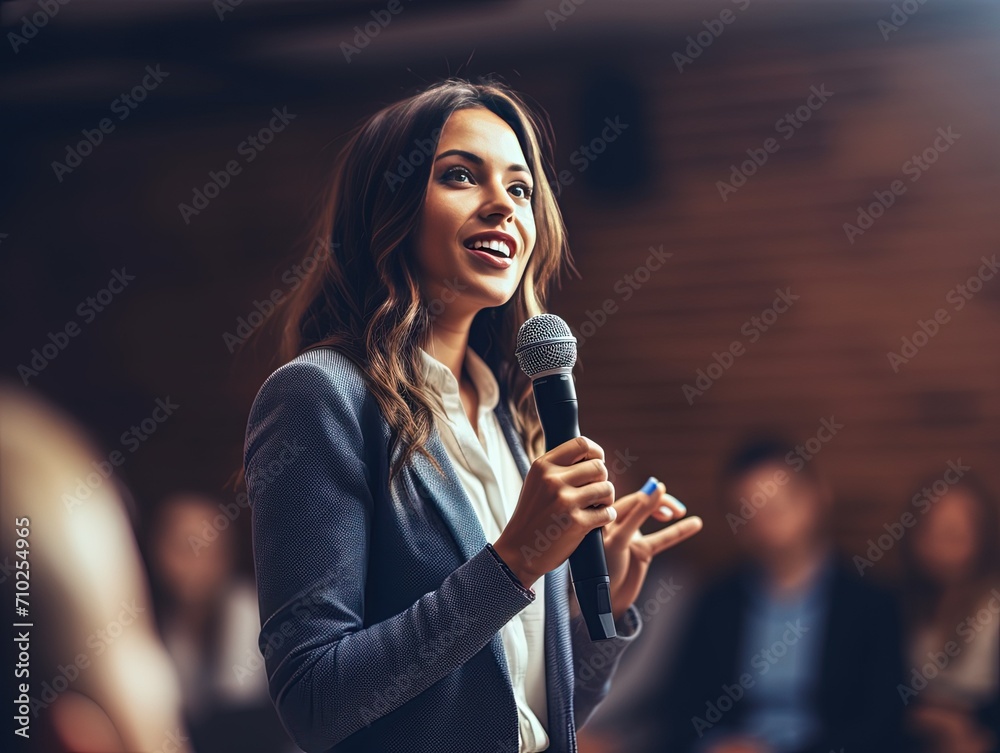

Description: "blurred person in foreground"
0 380 191 753
646 435 908 753
898 473 1000 753
145 492 295 753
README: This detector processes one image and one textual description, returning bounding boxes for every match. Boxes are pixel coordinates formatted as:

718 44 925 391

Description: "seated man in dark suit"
647 436 908 753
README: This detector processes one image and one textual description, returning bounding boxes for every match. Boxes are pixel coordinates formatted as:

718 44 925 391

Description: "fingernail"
658 505 674 519
641 476 658 495
664 493 686 513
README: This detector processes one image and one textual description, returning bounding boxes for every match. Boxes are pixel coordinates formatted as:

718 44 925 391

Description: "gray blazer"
244 346 642 753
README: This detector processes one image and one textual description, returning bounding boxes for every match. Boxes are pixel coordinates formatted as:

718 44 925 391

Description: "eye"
442 165 475 184
511 183 533 200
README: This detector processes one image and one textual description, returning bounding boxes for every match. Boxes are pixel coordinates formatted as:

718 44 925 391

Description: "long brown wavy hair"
235 76 578 493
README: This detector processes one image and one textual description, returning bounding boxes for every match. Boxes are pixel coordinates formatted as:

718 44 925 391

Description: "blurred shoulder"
829 555 901 613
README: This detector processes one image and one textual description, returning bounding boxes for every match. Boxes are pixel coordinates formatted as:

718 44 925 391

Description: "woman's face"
152 496 232 607
414 106 537 322
912 489 980 584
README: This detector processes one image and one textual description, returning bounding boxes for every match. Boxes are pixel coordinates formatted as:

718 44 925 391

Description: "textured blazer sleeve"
571 601 644 730
244 360 536 753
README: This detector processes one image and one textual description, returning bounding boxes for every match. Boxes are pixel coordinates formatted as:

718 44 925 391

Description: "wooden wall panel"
540 21 1000 576
5 7 996 584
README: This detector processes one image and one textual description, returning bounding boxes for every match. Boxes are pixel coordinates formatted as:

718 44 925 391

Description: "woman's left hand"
602 478 703 622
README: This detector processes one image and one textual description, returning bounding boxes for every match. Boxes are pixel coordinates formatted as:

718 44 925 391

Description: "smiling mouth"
463 238 513 259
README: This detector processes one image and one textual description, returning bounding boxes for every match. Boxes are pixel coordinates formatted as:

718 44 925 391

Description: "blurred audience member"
898 473 1000 753
145 491 294 753
0 381 191 753
646 435 907 753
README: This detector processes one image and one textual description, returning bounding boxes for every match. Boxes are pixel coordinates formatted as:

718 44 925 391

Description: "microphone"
514 313 616 641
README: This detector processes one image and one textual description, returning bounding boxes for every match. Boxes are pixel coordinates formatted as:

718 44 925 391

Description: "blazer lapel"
408 424 487 562
408 386 531 562
407 388 578 751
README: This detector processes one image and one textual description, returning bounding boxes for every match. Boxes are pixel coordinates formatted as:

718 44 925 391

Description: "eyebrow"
434 149 531 177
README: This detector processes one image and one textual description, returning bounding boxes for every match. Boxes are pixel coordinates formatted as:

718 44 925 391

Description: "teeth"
469 239 511 258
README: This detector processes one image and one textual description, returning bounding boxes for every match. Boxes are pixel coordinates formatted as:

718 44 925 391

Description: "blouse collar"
418 344 500 413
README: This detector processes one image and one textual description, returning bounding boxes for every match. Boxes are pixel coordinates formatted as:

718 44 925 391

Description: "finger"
581 499 617 529
544 435 605 469
557 456 608 488
650 483 687 521
613 477 666 538
610 488 648 528
645 516 703 556
569 479 616 510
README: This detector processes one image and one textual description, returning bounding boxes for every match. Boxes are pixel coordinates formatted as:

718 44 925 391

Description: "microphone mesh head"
515 314 578 377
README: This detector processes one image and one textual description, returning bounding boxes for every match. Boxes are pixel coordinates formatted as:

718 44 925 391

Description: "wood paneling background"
543 20 1000 576
3 3 997 581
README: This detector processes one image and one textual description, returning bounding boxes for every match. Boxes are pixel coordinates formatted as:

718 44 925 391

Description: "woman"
146 492 294 753
241 77 703 753
899 474 1000 753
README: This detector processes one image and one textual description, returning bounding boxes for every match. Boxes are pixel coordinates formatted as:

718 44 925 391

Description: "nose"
479 177 517 224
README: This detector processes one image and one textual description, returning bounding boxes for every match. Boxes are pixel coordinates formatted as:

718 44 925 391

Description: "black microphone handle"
532 373 616 640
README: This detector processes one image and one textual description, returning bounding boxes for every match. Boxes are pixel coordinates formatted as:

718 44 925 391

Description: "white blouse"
419 345 550 752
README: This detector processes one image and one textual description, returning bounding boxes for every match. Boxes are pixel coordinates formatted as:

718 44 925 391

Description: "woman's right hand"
492 435 617 589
